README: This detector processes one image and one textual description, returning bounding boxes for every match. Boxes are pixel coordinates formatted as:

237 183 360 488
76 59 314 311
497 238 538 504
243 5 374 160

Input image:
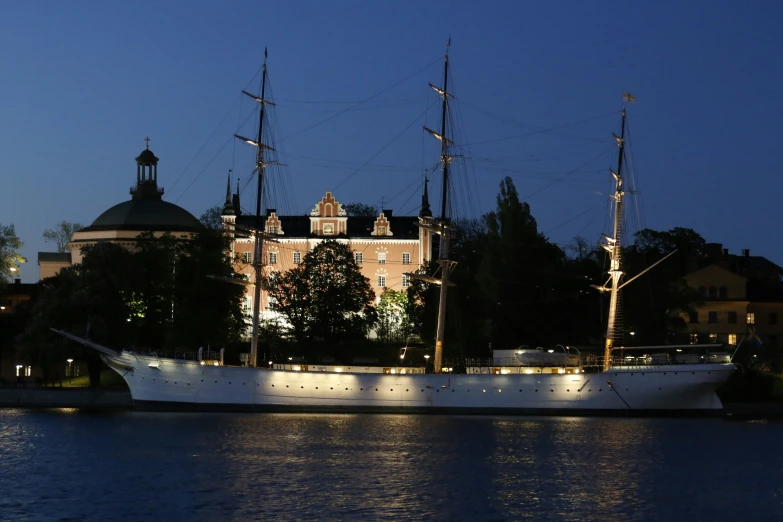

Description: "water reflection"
0 410 781 521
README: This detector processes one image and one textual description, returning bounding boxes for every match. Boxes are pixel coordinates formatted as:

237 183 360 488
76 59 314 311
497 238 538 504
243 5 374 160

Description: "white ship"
56 45 735 415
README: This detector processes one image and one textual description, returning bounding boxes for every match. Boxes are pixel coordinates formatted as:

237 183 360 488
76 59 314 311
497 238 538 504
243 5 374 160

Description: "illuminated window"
323 223 334 235
15 365 31 377
377 226 387 236
242 252 252 263
402 275 410 288
268 252 277 265
709 333 718 343
728 334 737 345
242 296 251 313
268 226 277 234
747 313 755 325
689 333 699 344
293 252 301 264
355 252 363 264
378 275 386 287
708 311 718 324
378 252 386 264
728 312 737 324
402 252 410 265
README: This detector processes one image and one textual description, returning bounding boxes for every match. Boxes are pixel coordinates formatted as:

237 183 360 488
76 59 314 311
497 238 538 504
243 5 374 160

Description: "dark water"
0 410 780 521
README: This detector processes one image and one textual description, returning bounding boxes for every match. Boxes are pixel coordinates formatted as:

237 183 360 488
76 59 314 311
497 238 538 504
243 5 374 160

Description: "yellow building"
682 249 783 348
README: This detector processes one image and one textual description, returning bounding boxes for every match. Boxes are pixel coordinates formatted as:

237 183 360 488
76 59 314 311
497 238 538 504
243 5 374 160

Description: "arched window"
698 286 707 298
708 286 717 299
719 286 728 299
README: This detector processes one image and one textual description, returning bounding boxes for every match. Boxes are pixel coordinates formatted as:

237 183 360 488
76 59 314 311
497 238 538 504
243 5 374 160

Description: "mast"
598 94 633 371
422 39 455 373
234 49 276 368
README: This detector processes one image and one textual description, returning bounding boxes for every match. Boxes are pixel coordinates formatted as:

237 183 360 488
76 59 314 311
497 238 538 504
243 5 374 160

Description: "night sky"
3 1 782 282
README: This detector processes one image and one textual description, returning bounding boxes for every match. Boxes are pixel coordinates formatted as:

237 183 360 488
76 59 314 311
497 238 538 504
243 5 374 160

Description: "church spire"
131 138 163 201
419 176 432 217
222 169 235 216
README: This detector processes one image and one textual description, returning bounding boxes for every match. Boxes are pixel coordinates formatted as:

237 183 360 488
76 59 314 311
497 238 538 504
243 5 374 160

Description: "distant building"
681 245 783 348
38 142 202 279
222 180 434 327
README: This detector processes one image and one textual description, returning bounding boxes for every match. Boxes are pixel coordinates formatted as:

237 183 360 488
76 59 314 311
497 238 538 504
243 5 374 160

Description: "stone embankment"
0 388 132 410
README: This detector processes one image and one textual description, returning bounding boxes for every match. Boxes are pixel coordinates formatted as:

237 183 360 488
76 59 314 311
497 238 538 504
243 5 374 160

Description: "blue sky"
3 1 782 282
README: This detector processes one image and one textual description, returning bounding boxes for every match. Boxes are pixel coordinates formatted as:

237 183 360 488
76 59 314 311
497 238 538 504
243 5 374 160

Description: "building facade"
222 185 434 324
681 247 783 348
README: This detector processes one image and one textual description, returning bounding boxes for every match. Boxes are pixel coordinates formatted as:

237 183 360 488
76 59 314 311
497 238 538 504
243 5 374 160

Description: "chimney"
723 248 729 256
383 209 393 217
742 249 750 258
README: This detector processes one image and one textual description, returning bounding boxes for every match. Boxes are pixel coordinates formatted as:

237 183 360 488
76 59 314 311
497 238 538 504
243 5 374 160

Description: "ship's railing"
587 344 733 369
126 348 221 362
464 356 582 368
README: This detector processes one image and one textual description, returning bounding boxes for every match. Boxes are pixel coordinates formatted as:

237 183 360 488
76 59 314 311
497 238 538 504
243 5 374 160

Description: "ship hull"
106 352 735 416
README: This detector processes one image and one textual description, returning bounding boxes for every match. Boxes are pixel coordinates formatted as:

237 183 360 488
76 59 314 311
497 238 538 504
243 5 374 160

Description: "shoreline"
2 388 782 418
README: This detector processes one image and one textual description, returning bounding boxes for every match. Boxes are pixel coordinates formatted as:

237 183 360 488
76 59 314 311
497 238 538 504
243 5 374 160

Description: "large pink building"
221 186 434 323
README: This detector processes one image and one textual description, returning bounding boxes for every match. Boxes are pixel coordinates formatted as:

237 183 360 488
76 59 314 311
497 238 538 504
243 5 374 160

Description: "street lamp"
67 359 74 385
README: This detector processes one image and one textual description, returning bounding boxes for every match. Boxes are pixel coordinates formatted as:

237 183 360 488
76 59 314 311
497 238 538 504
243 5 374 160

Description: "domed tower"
132 137 164 201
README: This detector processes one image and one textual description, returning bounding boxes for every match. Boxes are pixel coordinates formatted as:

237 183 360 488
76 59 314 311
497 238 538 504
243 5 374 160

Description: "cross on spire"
144 136 150 149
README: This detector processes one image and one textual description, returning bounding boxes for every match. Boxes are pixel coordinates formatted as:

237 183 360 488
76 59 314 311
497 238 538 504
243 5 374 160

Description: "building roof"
235 214 420 239
37 252 72 264
81 199 202 233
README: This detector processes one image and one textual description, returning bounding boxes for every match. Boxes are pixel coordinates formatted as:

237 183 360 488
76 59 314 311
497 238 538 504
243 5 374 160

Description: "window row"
698 285 729 299
377 275 410 288
689 311 777 325
242 251 412 266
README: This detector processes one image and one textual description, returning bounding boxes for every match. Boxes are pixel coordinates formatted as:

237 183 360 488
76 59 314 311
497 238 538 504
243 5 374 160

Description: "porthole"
567 389 570 392
361 388 364 391
187 383 190 386
436 389 440 392
630 373 634 376
301 386 303 389
315 387 318 389
390 389 394 392
286 385 289 388
421 389 424 392
215 381 217 383
229 382 231 385
535 389 538 392
330 387 333 390
406 389 409 392
588 389 592 392
599 389 602 392
165 380 168 383
376 388 378 391
519 389 522 392
272 384 275 387
452 389 455 392
201 380 203 382
345 388 348 390
550 389 554 392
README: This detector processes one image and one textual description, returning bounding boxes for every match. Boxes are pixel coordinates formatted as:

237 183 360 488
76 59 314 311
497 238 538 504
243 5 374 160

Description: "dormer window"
268 226 277 235
323 223 334 235
377 226 387 236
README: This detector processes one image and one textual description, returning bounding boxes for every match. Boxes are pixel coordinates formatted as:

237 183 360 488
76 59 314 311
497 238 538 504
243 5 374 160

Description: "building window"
268 226 277 234
243 252 252 263
355 252 363 264
698 286 706 298
708 286 717 299
708 311 718 324
377 226 387 236
378 275 386 287
267 296 278 311
709 333 718 343
323 223 334 235
747 312 755 325
770 313 778 326
269 252 277 265
293 252 301 264
719 286 728 299
689 312 699 324
728 333 737 345
402 275 410 288
16 365 31 377
242 296 251 313
378 252 386 264
689 333 699 345
728 312 737 324
402 252 411 265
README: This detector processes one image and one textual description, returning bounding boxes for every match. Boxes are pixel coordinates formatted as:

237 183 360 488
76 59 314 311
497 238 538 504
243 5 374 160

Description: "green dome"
84 199 202 232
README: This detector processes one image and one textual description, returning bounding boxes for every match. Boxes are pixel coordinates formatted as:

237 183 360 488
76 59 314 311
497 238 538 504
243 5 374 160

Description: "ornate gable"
310 192 346 217
265 211 283 235
310 192 348 236
372 212 392 236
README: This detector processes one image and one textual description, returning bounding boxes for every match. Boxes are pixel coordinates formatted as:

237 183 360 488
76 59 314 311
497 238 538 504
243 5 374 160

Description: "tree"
199 206 224 230
376 288 414 343
1 223 26 282
268 240 377 346
344 202 379 217
42 221 83 253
